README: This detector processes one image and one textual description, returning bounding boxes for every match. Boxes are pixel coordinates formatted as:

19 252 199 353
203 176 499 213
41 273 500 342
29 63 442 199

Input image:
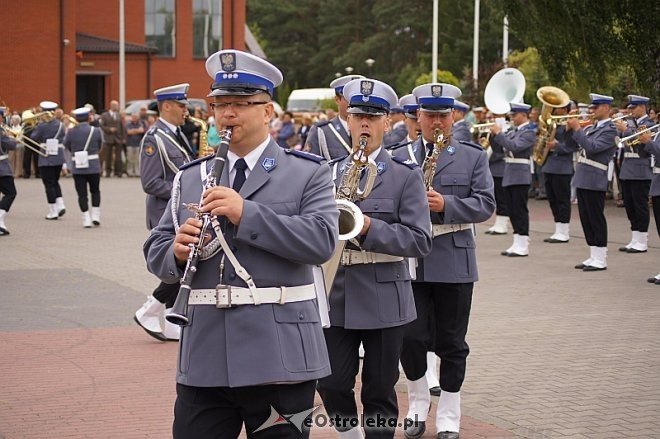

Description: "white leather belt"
653 167 660 175
189 284 316 308
0 154 7 160
432 223 472 237
87 154 99 160
341 250 404 265
577 156 608 171
624 152 640 159
505 157 531 164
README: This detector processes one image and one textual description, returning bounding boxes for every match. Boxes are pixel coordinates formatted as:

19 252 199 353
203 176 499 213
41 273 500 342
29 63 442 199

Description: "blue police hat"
153 83 190 104
206 50 283 97
390 105 404 114
40 101 58 111
589 93 614 106
509 102 531 113
72 107 91 121
398 94 419 119
627 94 650 108
343 78 398 116
453 100 470 113
413 83 462 113
330 75 365 96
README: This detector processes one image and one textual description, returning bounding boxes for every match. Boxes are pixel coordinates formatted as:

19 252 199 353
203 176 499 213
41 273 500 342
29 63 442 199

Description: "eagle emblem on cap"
220 53 236 72
431 85 443 97
361 81 374 96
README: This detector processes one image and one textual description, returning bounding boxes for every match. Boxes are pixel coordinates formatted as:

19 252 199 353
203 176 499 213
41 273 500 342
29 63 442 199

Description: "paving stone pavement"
0 176 658 438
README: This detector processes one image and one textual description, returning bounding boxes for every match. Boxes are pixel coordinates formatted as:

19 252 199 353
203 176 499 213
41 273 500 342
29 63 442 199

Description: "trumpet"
615 124 659 148
548 113 595 126
469 122 496 134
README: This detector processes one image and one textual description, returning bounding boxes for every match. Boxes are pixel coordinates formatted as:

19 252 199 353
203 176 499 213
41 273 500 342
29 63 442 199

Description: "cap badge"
431 85 443 97
361 80 374 96
220 53 236 72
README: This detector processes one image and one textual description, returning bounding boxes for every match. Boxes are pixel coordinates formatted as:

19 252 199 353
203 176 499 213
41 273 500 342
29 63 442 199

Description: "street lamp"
365 58 375 75
335 72 342 78
345 66 354 74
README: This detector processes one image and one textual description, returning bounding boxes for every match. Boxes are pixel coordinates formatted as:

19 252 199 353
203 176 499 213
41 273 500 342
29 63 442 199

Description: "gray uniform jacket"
383 122 408 147
63 123 103 175
306 116 352 160
329 148 432 330
542 125 579 175
452 120 472 143
144 140 339 387
139 119 192 230
640 139 660 196
31 119 65 167
489 124 536 187
488 129 509 178
619 115 654 180
572 121 617 192
394 138 495 283
0 129 17 177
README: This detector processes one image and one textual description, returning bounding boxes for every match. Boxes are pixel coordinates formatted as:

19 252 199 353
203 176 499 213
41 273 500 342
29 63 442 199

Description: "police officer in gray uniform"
451 100 471 143
63 107 103 228
568 93 618 271
383 105 408 146
31 101 67 220
134 83 194 342
638 130 660 284
489 102 536 257
542 102 580 243
485 115 511 235
144 49 338 439
317 78 432 439
614 94 654 253
0 116 18 236
395 83 494 439
305 74 364 160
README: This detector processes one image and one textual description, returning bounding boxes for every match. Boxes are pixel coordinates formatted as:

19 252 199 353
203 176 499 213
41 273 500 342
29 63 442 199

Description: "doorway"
76 74 106 112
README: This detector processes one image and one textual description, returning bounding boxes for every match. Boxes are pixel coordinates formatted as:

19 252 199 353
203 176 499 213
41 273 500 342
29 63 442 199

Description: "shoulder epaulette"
284 148 325 163
391 155 419 169
314 120 331 128
385 139 413 151
458 140 485 151
146 126 158 135
327 154 349 166
179 154 213 171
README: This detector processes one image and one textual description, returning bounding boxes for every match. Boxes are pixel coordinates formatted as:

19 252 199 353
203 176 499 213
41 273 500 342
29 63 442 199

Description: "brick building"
0 0 263 114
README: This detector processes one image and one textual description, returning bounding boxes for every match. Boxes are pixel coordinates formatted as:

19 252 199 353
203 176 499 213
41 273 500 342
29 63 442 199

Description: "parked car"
286 88 335 121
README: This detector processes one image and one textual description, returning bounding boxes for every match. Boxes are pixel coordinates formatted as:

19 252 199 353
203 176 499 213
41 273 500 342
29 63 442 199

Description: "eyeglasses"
210 101 270 111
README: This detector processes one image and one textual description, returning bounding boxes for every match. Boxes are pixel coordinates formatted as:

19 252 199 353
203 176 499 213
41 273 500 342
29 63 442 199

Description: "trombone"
2 125 48 157
615 124 659 148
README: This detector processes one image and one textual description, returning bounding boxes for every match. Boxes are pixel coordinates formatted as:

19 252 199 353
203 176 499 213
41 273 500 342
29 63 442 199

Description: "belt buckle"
216 284 232 308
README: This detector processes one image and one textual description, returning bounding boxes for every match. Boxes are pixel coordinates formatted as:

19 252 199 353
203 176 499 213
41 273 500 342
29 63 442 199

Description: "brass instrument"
532 86 570 166
469 122 496 133
615 124 659 149
21 110 54 128
62 114 79 127
470 122 494 152
186 115 211 157
4 117 48 157
422 129 451 189
321 135 377 293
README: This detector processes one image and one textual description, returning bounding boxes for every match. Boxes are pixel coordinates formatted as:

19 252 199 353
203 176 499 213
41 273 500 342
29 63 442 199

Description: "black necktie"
232 158 248 192
175 128 186 146
426 143 434 155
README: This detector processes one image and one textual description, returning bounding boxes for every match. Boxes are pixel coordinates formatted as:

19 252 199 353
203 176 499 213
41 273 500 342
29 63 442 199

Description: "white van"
286 88 335 113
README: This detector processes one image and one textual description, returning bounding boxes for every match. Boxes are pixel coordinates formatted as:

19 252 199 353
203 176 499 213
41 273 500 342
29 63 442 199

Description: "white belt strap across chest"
341 250 404 265
577 156 608 171
623 152 641 159
188 284 316 308
504 157 531 165
0 154 8 160
653 166 660 175
432 223 472 237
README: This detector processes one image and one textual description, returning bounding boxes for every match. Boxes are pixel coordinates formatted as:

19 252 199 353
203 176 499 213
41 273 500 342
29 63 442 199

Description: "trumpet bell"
336 199 364 241
537 86 570 108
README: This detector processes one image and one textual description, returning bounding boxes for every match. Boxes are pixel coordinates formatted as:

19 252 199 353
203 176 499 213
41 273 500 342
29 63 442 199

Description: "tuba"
484 68 526 115
321 135 377 293
533 86 570 166
186 115 211 157
422 129 451 190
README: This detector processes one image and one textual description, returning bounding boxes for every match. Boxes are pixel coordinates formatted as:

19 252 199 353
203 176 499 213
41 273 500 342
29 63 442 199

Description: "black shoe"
500 250 510 256
489 230 507 235
58 208 66 217
655 279 660 286
430 386 442 397
0 227 9 236
619 246 630 252
647 277 659 284
507 252 528 257
403 419 426 439
437 432 459 439
545 238 569 243
626 248 647 253
484 230 493 235
133 316 167 342
583 265 607 272
575 263 586 269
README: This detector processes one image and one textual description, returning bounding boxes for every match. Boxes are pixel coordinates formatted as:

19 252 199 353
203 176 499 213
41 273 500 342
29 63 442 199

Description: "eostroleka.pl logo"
253 405 321 434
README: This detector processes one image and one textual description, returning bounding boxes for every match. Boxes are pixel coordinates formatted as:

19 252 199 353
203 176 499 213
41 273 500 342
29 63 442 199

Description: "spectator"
298 113 313 149
276 111 296 148
125 113 147 177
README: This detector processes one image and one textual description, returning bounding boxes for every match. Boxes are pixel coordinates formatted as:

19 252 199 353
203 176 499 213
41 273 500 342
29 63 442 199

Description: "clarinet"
166 127 233 326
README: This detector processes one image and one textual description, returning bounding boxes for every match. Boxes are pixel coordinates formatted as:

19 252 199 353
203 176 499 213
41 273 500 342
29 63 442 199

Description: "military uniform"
383 119 408 146
487 125 510 234
306 116 352 160
640 137 660 284
451 119 471 143
542 124 579 242
63 107 104 227
0 125 18 235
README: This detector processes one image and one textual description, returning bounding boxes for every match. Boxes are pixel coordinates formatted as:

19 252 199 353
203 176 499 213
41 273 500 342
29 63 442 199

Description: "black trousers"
73 173 101 212
653 196 660 237
0 176 17 212
153 281 179 308
544 173 572 223
22 147 39 177
621 179 651 232
317 325 405 438
102 142 124 176
577 188 607 247
503 184 530 235
174 381 316 439
39 165 63 203
493 176 509 216
400 282 473 393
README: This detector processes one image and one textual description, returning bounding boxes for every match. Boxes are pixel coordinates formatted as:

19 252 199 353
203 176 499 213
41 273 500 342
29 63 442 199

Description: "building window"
193 0 222 58
146 0 176 57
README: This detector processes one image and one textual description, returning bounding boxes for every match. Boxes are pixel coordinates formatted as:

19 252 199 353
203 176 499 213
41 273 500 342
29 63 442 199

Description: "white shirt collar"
368 146 383 161
338 116 348 133
595 118 611 128
454 119 465 126
159 118 179 134
516 121 530 130
227 135 272 183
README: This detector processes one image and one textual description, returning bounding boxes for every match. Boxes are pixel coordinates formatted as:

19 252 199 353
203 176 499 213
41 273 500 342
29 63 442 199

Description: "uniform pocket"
375 263 413 323
273 301 325 372
452 231 475 278
440 173 470 195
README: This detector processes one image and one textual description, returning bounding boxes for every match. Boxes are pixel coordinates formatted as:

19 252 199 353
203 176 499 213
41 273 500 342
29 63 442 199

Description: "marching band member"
542 101 580 243
305 74 365 160
638 129 660 284
145 49 338 439
317 78 432 439
383 105 408 146
0 112 18 236
489 103 536 257
134 84 193 342
396 83 495 439
615 95 654 253
484 111 511 235
31 101 67 220
451 100 471 142
568 93 618 271
63 107 103 228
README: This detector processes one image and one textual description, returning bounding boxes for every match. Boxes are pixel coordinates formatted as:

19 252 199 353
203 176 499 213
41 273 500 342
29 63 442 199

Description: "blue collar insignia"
447 145 456 155
376 161 386 175
261 157 276 172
